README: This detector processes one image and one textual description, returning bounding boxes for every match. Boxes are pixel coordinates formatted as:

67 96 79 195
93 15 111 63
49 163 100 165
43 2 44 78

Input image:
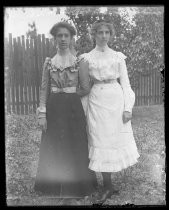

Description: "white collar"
51 52 76 70
95 45 109 52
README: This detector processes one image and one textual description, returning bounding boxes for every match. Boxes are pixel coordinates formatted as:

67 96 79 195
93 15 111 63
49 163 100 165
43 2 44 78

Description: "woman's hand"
38 117 47 131
122 111 132 124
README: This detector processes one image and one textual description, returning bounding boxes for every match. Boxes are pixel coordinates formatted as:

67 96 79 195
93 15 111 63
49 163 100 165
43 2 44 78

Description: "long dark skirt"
34 93 97 197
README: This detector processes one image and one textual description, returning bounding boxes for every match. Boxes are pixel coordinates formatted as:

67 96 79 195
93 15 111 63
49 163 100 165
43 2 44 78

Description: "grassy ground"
5 105 165 206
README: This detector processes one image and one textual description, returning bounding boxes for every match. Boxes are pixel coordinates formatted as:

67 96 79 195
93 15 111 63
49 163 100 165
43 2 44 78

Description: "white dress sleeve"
118 52 135 113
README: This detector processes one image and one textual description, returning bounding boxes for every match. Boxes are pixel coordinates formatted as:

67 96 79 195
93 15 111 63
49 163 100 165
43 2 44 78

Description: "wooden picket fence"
5 33 163 115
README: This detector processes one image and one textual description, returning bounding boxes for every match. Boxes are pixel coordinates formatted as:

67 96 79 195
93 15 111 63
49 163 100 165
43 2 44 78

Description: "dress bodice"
80 47 127 82
38 51 90 112
80 46 135 113
45 53 79 89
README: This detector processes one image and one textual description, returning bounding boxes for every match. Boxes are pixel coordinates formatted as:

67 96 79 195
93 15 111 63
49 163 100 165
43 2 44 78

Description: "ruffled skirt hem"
88 143 140 172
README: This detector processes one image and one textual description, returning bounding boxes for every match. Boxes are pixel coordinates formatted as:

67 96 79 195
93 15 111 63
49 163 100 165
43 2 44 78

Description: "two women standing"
34 20 140 203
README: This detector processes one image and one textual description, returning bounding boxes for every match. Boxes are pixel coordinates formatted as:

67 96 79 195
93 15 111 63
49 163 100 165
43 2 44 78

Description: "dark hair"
50 22 76 38
90 20 115 39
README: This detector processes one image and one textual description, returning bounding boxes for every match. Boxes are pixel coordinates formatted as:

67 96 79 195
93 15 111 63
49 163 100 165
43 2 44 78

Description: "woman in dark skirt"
34 22 97 198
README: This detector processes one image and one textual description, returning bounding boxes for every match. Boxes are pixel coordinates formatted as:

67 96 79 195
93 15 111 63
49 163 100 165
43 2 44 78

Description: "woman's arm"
37 58 50 118
76 57 91 97
119 53 135 113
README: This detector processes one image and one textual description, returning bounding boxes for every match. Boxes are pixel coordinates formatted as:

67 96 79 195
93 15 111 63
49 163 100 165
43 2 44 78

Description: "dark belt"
93 79 117 84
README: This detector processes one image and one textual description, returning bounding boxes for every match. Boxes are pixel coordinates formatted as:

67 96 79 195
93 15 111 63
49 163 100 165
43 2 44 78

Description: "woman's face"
95 25 110 46
55 27 72 50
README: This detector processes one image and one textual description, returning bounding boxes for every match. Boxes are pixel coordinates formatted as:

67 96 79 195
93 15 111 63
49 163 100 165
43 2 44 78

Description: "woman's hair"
50 22 76 38
90 20 115 40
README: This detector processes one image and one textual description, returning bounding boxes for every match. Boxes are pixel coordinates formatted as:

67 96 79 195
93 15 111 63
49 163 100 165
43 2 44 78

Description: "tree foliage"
26 21 38 39
65 7 164 87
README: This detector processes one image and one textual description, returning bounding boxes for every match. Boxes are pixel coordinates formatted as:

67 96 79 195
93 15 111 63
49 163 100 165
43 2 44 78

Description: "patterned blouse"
38 52 90 113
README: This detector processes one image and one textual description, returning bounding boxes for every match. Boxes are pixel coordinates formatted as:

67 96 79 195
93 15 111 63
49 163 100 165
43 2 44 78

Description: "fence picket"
46 38 50 57
22 35 28 114
159 71 163 104
33 37 38 112
11 37 17 113
5 38 11 113
42 34 46 62
14 37 20 114
154 69 157 104
29 38 34 113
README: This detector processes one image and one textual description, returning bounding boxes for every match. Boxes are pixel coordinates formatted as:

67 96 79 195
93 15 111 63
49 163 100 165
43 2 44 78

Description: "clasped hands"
122 111 132 123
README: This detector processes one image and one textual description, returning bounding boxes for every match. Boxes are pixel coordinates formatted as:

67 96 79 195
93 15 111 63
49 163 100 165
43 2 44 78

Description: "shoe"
95 188 112 204
95 187 120 204
111 187 120 195
91 190 102 203
90 186 103 204
111 184 120 195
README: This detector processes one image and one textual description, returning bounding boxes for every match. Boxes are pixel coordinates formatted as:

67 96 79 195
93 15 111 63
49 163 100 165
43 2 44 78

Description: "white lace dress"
80 46 140 172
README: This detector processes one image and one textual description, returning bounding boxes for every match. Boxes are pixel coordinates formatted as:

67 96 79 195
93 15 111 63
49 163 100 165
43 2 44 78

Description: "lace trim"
79 50 127 69
45 56 79 72
116 51 127 60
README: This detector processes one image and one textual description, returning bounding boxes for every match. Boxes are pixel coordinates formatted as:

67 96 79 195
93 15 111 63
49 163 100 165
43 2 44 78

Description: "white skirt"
83 82 140 172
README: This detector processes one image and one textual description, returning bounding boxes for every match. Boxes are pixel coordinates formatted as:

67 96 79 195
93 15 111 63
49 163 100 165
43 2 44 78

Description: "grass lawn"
5 105 165 206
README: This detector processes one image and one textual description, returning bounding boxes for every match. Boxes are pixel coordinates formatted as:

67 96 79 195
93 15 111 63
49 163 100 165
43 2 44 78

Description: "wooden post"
143 74 145 105
49 38 55 58
17 36 24 114
5 37 11 114
33 36 39 112
146 73 149 105
29 38 34 113
14 38 20 114
46 38 50 57
22 35 28 114
135 78 139 106
159 70 163 104
36 34 42 109
26 38 31 114
154 69 157 104
157 71 161 104
42 34 46 63
148 69 151 105
11 37 16 114
152 70 155 105
9 34 13 114
139 73 143 106
151 70 154 105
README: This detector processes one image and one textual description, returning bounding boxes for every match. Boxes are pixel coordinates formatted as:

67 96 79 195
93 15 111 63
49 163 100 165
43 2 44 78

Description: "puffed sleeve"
76 54 91 115
37 57 50 117
118 52 135 113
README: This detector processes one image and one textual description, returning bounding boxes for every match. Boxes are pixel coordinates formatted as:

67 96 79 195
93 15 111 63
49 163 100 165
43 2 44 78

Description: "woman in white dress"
79 20 140 202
